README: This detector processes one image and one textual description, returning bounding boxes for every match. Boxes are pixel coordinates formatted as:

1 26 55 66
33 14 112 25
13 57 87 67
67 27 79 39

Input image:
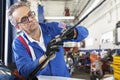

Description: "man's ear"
16 25 21 30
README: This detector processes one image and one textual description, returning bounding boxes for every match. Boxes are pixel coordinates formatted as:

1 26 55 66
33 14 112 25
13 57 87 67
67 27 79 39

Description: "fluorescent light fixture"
79 0 101 20
45 16 75 20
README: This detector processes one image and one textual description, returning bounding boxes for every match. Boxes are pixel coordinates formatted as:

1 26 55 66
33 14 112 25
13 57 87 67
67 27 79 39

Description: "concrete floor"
71 68 114 80
72 68 90 80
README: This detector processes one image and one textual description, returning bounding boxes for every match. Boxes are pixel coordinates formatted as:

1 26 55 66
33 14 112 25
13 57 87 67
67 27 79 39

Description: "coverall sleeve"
12 38 39 78
45 22 89 42
13 37 53 78
71 26 89 42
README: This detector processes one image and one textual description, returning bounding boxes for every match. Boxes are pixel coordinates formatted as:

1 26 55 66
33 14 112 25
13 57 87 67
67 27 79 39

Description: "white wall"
82 0 120 49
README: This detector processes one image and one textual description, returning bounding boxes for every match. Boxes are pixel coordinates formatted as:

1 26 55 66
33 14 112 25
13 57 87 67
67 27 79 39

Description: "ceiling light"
45 16 75 20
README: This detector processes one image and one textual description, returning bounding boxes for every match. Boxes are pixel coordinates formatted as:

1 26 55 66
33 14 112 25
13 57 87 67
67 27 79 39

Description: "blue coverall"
12 22 89 78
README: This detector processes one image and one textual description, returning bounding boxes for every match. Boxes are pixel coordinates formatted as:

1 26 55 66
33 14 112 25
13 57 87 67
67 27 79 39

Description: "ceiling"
28 0 103 24
41 0 90 23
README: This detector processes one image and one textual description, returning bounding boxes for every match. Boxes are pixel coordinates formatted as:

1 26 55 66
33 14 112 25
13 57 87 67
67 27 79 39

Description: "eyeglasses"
17 11 35 25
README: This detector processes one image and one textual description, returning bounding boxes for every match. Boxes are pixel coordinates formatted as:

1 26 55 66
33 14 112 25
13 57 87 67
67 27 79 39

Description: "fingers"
48 54 56 60
39 55 49 69
49 39 63 46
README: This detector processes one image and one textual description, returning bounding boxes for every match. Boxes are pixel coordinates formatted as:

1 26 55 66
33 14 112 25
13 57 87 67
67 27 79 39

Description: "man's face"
12 6 39 34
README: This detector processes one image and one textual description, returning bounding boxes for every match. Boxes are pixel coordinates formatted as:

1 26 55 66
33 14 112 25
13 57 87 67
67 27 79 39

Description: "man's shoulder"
39 22 59 31
13 33 24 45
39 22 59 26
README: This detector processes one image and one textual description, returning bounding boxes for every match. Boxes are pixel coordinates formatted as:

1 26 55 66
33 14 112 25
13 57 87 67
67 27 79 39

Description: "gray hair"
8 1 30 26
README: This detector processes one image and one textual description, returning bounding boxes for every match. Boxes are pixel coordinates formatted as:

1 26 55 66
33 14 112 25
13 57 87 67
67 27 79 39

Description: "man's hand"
66 29 77 39
38 55 48 69
38 44 59 69
45 43 59 57
61 26 77 40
